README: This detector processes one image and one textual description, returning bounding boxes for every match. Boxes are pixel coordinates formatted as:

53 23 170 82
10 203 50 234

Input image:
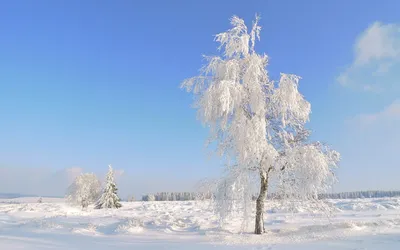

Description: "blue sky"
1 0 400 198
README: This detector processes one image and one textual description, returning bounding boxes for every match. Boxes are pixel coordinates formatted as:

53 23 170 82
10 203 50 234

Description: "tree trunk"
255 171 268 234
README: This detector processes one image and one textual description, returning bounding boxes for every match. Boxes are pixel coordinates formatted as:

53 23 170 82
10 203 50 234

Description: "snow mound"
116 218 145 234
72 223 100 236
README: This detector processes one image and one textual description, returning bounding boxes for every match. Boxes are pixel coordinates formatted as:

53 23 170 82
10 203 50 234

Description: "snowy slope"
0 198 399 249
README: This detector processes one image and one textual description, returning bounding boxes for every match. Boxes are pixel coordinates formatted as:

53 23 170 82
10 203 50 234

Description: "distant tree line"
142 192 213 201
141 190 400 201
317 190 400 199
264 190 400 200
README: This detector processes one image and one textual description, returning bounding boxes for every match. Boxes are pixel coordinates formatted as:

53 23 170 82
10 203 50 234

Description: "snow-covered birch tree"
181 15 340 234
66 173 102 209
95 165 122 209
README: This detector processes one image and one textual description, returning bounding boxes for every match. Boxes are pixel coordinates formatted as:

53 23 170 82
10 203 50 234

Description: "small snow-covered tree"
148 194 155 201
95 165 122 209
66 173 102 209
127 195 135 202
182 15 340 234
142 194 155 201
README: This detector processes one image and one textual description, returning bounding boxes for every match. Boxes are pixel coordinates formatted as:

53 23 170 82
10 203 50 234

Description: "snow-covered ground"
1 197 399 249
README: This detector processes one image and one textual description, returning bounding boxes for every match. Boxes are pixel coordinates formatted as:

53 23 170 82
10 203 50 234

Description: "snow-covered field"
1 197 400 249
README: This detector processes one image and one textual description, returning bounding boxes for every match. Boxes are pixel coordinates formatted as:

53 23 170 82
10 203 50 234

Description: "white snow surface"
0 197 400 249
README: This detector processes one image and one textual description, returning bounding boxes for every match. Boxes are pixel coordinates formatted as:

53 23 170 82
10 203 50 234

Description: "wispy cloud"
338 22 400 91
350 99 400 127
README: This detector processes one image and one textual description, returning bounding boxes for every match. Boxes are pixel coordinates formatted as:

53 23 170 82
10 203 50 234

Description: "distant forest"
317 190 400 199
140 190 400 201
